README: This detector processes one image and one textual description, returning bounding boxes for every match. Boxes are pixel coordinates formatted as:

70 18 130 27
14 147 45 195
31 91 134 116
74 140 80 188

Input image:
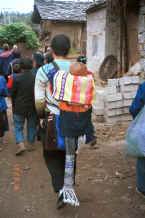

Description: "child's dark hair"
13 63 21 74
20 57 33 70
77 56 87 64
51 34 71 57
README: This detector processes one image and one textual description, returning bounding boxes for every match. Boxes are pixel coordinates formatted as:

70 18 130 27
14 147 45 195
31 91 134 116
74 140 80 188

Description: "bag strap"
51 61 60 72
41 61 60 75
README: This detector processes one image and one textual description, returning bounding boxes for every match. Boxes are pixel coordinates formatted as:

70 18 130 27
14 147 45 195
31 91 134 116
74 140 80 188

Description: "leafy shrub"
0 23 40 49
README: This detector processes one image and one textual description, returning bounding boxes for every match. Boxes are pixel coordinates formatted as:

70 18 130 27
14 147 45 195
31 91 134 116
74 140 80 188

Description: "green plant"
0 23 40 49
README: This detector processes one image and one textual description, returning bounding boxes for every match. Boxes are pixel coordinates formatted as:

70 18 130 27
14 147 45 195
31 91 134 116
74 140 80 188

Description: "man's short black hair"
20 57 33 70
51 34 71 57
13 63 21 74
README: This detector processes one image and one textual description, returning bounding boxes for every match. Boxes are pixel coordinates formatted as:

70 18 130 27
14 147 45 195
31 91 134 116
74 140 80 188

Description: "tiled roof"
34 0 92 22
86 0 106 14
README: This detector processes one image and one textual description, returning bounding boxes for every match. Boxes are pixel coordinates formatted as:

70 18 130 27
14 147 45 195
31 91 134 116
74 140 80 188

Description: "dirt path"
0 105 145 218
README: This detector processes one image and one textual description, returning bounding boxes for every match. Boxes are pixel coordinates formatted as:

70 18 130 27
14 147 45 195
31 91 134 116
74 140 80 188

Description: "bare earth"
0 103 145 218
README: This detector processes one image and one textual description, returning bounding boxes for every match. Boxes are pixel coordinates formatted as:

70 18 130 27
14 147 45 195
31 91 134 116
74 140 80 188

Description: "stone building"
86 0 145 76
89 0 145 123
32 0 92 55
105 0 145 75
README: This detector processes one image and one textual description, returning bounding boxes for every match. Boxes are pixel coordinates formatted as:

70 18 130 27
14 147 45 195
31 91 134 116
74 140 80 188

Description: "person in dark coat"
10 57 37 155
8 50 21 75
0 44 15 80
129 81 145 198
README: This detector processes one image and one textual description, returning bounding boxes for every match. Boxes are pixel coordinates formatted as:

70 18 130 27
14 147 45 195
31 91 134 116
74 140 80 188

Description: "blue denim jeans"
136 157 145 192
13 114 37 144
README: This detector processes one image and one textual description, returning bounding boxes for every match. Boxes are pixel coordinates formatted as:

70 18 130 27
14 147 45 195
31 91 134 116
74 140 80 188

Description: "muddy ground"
0 103 145 218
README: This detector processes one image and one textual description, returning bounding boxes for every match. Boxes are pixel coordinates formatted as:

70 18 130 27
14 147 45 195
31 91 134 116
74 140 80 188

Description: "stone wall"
41 20 86 55
87 7 106 74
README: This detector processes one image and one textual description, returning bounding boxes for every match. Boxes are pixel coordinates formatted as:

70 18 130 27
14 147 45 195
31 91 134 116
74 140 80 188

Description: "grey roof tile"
34 0 93 21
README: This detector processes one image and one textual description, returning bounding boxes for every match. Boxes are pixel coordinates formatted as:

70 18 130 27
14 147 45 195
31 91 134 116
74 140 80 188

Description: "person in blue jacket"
129 81 145 198
0 70 9 151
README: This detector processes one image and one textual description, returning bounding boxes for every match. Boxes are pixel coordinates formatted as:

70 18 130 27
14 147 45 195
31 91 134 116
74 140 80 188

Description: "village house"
88 0 145 123
86 0 142 76
86 0 106 74
32 0 92 55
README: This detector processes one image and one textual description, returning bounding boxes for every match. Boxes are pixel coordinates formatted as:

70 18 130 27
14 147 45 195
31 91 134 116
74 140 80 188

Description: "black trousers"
43 149 65 193
41 117 77 193
43 150 77 193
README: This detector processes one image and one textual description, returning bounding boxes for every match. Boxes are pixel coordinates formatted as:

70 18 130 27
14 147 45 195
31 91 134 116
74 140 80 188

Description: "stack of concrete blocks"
104 76 140 123
92 89 105 122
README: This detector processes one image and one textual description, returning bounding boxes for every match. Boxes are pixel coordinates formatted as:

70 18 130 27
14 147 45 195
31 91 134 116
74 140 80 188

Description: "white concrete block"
108 78 119 87
120 85 138 93
123 99 133 107
93 107 104 115
106 100 123 109
119 76 140 85
105 86 117 95
106 107 129 117
107 93 122 102
122 92 137 99
93 89 105 115
106 114 132 123
131 76 140 84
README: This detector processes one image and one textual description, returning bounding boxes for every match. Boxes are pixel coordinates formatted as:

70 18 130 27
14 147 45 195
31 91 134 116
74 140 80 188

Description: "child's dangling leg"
61 137 79 207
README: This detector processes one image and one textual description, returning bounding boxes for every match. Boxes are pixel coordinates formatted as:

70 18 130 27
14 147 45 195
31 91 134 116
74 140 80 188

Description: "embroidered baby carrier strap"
53 71 96 105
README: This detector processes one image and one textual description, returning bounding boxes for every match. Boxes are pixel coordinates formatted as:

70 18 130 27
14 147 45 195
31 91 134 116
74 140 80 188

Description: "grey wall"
87 8 106 74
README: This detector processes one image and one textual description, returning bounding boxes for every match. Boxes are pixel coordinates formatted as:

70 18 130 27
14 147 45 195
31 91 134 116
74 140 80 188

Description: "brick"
106 107 129 117
105 86 117 95
122 92 137 99
106 114 132 123
107 93 122 102
120 85 138 93
106 100 123 109
123 99 133 107
119 76 140 85
108 78 119 87
131 76 140 84
119 77 132 85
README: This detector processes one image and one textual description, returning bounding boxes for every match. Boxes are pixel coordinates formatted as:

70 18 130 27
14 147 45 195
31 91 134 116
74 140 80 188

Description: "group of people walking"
0 34 96 208
1 33 145 210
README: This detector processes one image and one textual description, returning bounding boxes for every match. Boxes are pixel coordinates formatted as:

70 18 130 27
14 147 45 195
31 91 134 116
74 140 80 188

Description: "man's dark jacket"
10 70 36 116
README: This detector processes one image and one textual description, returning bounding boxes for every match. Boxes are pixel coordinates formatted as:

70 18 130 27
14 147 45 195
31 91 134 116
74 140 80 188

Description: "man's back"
11 70 35 116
